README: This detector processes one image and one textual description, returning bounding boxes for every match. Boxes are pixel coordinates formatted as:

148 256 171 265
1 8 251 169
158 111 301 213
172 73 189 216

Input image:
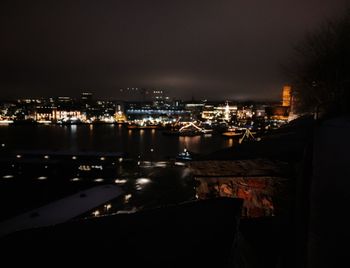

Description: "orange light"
282 85 292 107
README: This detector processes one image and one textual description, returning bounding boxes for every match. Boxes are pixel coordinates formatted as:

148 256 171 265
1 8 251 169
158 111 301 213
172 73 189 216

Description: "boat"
176 148 192 161
222 127 257 144
221 127 244 138
201 128 213 136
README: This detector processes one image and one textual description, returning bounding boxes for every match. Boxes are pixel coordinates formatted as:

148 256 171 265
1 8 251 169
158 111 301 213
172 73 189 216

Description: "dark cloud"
0 0 349 100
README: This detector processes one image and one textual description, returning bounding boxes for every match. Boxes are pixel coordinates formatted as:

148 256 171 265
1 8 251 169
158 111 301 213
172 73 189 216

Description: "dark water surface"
0 124 233 159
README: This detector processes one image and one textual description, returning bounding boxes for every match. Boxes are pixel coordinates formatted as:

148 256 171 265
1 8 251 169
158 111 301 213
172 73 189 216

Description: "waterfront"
0 123 289 222
0 152 195 222
0 124 231 222
0 124 234 160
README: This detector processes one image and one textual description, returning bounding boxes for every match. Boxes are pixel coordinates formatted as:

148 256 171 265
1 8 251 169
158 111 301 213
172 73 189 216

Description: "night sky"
0 0 348 100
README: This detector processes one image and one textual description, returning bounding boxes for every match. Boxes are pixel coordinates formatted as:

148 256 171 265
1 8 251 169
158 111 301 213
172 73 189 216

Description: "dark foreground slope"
2 198 243 267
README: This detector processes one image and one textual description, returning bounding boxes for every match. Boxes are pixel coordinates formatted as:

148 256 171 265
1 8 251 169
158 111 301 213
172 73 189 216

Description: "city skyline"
0 88 285 102
1 0 349 100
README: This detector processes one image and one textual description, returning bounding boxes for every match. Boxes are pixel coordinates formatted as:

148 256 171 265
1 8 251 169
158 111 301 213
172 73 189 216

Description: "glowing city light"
37 176 48 180
115 179 127 184
92 210 100 217
153 161 167 167
104 204 112 210
78 165 91 171
2 175 14 179
124 194 132 203
136 178 151 185
94 178 104 182
174 162 186 166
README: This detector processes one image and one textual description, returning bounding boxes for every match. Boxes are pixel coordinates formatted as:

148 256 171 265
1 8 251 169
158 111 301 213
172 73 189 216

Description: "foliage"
286 10 350 116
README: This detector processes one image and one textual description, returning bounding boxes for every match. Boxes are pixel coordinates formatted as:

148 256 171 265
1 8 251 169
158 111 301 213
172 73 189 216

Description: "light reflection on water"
0 124 233 159
178 135 201 153
70 124 77 134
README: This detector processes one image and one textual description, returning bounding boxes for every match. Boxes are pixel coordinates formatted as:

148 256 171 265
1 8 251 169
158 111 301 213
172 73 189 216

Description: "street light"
104 203 112 213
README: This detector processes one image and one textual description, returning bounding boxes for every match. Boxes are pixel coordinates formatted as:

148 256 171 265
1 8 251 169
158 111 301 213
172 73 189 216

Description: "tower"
81 92 93 103
282 85 292 107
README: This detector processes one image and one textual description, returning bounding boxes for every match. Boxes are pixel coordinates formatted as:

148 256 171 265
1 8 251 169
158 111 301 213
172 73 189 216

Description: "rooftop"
190 159 289 178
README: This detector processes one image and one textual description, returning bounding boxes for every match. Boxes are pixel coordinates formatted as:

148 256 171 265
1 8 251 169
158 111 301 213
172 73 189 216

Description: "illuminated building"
81 92 93 102
81 92 94 114
201 102 239 121
283 86 299 121
35 107 55 122
35 107 84 122
114 111 127 122
282 85 292 107
216 103 237 119
151 89 164 102
54 109 83 122
254 107 266 117
265 106 289 120
224 102 230 121
201 105 215 120
57 96 72 104
265 86 292 121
